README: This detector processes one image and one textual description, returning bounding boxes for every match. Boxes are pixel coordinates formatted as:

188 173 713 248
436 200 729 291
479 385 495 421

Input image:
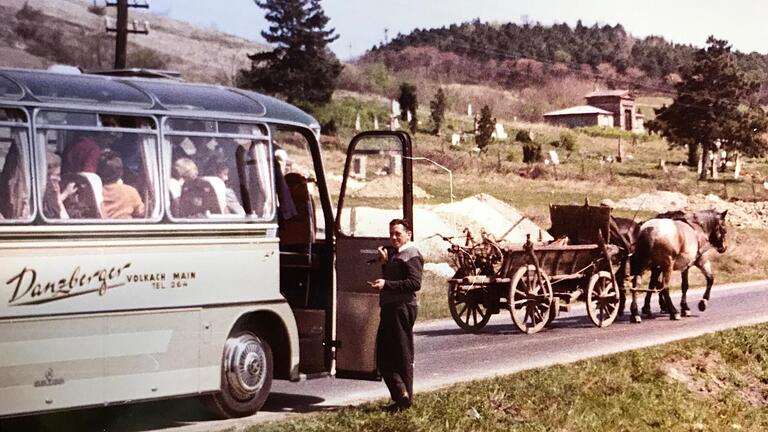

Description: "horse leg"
662 261 680 320
698 260 715 312
680 269 690 317
641 268 658 317
629 274 641 323
617 257 627 317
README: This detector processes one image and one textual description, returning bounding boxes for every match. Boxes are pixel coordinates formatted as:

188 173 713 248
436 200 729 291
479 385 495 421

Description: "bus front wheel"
208 331 273 418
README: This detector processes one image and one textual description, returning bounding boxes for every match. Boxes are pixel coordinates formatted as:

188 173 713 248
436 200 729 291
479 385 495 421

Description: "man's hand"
368 279 385 291
377 246 388 264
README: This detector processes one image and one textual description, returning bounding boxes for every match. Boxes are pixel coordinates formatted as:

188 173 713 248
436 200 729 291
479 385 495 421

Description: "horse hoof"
631 315 642 324
671 313 681 321
698 300 708 312
681 309 690 318
641 307 652 317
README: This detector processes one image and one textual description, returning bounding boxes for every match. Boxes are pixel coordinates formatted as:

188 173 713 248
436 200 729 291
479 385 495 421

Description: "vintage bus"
0 67 413 418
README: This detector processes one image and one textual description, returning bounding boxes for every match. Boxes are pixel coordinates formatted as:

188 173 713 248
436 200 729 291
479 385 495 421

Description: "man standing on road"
368 218 423 411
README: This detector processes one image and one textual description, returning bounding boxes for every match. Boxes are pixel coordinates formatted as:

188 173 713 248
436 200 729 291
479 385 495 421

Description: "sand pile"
612 190 768 229
338 194 552 262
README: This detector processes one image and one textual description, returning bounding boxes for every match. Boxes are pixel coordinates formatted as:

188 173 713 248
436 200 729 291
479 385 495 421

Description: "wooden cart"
447 204 623 334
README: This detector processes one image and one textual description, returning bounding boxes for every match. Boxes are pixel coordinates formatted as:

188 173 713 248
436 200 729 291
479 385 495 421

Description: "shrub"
575 126 652 142
522 142 543 163
128 48 170 70
515 130 533 143
310 96 390 136
552 131 578 151
87 5 106 16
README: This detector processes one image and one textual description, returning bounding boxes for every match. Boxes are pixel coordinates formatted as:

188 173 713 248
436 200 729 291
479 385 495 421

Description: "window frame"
161 116 276 224
0 105 34 225
33 108 163 224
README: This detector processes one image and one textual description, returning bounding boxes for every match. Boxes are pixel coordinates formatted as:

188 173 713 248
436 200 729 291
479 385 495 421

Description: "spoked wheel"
207 331 273 418
509 265 553 334
448 281 492 332
586 271 620 328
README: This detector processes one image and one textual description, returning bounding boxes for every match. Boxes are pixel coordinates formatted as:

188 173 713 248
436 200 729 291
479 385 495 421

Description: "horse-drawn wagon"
445 204 629 334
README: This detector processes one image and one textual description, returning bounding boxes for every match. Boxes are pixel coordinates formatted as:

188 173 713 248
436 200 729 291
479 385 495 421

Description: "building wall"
585 95 636 130
544 113 601 128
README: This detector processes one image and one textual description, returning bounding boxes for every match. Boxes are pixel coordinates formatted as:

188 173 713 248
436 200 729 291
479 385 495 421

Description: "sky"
147 0 768 60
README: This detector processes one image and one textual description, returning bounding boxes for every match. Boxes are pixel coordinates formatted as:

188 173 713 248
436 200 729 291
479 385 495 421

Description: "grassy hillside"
0 0 267 84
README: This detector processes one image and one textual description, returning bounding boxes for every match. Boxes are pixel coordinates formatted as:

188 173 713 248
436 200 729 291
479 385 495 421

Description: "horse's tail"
630 228 653 276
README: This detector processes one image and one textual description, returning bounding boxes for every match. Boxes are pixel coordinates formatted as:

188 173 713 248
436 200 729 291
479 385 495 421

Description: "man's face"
389 223 411 249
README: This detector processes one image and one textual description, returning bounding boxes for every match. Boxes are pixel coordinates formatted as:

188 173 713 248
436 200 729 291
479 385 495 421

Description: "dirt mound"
663 351 768 408
613 191 768 229
614 191 689 213
349 176 432 199
337 194 552 262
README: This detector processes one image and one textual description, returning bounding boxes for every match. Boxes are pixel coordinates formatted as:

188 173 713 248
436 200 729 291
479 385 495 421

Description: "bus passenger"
43 152 77 219
97 150 145 219
206 158 245 215
62 136 102 174
169 158 198 200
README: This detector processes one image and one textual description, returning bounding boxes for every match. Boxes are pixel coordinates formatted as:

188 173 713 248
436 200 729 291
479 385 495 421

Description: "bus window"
164 119 274 221
36 110 160 221
0 108 31 222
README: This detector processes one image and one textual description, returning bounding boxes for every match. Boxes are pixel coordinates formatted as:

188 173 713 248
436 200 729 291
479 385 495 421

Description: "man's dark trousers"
376 301 418 406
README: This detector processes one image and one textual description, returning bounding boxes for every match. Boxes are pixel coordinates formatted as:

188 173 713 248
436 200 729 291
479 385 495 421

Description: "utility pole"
105 0 150 69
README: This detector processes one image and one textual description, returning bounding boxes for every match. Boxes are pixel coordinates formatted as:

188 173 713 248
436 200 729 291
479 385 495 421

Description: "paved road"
3 280 768 432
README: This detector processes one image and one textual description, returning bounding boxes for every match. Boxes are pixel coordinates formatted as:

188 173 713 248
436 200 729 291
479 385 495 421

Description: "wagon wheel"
509 265 553 334
586 271 620 328
448 282 492 332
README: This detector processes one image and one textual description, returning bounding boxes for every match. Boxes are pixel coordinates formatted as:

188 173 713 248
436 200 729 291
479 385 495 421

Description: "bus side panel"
0 315 105 417
103 309 201 403
0 236 281 416
0 237 281 319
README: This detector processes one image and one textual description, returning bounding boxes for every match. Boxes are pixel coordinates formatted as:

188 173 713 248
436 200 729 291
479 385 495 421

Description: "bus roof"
0 68 319 129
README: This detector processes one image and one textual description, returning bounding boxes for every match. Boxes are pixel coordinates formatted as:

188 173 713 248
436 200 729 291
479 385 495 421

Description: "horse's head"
702 210 728 253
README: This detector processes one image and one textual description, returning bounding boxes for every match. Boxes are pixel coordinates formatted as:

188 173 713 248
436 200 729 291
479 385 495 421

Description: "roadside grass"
252 323 768 432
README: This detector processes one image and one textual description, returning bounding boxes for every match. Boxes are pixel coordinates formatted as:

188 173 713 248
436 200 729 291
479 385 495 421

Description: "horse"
627 209 728 323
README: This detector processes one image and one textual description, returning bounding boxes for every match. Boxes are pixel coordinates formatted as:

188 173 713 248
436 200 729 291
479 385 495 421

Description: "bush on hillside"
575 126 652 142
551 131 578 152
515 130 533 143
128 48 170 70
310 97 390 136
522 142 543 163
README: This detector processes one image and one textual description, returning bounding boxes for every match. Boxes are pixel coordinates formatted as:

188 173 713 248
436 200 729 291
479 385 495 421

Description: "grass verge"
252 323 768 431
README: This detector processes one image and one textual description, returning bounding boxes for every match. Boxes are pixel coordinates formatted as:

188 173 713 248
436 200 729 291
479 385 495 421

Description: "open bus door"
333 131 413 380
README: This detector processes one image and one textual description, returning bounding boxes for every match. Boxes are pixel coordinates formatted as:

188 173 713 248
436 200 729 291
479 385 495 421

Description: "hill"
0 0 268 84
359 20 768 102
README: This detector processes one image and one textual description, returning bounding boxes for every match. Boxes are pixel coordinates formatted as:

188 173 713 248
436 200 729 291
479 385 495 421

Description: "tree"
238 0 342 108
475 105 495 152
648 37 768 178
429 87 446 135
397 82 418 133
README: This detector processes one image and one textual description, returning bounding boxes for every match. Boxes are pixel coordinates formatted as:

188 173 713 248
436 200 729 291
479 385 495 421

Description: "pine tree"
648 37 768 178
429 87 446 135
475 105 495 152
238 0 342 108
397 82 418 133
